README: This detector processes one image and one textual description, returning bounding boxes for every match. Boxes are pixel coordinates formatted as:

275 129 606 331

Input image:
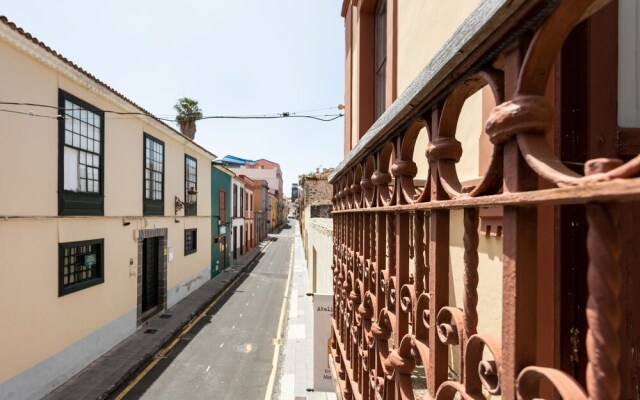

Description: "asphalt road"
118 225 294 400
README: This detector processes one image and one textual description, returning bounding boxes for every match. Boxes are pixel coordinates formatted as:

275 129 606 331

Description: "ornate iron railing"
329 1 639 399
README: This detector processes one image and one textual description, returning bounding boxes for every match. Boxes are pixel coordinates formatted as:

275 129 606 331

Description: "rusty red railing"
328 0 639 399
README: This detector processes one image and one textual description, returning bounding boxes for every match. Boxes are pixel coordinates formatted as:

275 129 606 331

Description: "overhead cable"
0 101 343 122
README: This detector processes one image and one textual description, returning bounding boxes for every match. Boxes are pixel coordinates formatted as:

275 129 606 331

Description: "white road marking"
220 343 224 348
264 237 294 400
232 325 235 330
206 365 211 373
239 313 243 318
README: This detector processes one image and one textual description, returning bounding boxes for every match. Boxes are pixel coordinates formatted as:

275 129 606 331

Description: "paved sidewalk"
43 240 270 400
275 220 337 400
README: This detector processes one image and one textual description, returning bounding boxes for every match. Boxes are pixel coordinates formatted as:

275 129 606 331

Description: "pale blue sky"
0 1 345 197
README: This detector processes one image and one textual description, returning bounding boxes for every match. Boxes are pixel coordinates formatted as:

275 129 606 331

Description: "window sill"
59 277 104 297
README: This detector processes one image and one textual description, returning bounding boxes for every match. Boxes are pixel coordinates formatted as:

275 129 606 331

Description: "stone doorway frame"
137 228 168 326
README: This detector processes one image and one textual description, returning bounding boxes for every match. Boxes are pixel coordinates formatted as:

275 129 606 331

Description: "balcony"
329 1 640 400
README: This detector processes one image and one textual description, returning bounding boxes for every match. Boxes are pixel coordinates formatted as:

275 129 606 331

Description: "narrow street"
115 225 294 400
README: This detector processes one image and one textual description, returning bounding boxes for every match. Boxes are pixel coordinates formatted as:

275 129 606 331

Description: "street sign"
313 293 334 392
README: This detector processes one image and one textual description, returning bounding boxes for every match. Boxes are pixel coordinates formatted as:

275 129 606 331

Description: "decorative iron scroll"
329 1 637 399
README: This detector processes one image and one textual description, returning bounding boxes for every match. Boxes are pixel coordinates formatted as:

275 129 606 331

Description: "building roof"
212 162 236 177
220 155 255 165
239 174 255 186
0 15 217 159
254 159 281 167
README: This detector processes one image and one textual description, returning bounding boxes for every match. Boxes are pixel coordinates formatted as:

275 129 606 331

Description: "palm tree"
174 97 203 140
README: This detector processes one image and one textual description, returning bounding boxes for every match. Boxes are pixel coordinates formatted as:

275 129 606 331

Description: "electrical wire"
290 106 340 114
0 108 60 119
0 101 343 122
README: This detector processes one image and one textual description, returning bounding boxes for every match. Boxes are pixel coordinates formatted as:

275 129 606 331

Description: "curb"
44 238 272 400
104 240 271 399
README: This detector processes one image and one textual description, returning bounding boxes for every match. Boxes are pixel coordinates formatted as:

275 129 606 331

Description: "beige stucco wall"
397 0 483 184
346 1 485 184
396 2 501 372
396 1 481 94
0 37 212 386
448 210 502 372
0 219 131 381
0 43 58 216
303 210 334 294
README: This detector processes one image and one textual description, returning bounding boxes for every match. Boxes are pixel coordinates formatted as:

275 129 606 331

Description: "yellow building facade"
0 17 213 399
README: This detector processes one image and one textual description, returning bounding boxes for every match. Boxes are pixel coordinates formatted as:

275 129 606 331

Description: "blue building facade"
211 163 233 277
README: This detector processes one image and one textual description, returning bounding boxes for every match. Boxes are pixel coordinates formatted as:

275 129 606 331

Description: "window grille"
59 239 104 296
185 229 197 255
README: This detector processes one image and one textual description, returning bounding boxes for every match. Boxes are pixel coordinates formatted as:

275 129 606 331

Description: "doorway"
142 237 159 314
136 228 167 326
233 227 237 260
219 237 226 269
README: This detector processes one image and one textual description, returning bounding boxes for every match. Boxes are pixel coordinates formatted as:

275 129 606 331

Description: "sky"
0 0 345 197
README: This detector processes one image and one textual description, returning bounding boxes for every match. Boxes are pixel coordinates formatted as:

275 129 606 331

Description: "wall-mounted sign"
168 247 174 262
220 225 227 235
84 253 97 267
313 293 334 392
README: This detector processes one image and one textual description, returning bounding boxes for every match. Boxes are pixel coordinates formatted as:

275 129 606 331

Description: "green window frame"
59 239 104 296
58 90 105 216
185 228 197 255
185 155 197 216
143 133 164 216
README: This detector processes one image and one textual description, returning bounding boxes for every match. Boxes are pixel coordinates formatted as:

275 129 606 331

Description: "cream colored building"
0 17 214 399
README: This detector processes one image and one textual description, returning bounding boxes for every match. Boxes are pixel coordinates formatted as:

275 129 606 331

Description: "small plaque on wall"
84 253 97 267
168 247 174 262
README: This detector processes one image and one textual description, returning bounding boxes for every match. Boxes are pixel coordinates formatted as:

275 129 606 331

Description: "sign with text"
313 293 334 392
83 253 96 267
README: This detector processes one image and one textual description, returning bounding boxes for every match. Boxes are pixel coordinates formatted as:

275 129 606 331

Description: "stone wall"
303 179 333 205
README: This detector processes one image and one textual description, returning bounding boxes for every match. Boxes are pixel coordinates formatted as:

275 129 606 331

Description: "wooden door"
219 237 226 269
233 227 237 260
142 237 159 313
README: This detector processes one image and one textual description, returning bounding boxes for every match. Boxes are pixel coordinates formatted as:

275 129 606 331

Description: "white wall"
303 208 334 294
619 0 640 127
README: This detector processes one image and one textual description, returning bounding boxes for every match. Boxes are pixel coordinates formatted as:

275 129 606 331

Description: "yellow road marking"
114 240 274 400
264 238 294 400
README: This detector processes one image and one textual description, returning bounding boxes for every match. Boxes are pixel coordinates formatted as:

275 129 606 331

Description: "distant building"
230 175 246 260
239 175 255 251
268 192 278 232
298 168 334 294
291 183 299 202
220 155 286 229
251 179 269 241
